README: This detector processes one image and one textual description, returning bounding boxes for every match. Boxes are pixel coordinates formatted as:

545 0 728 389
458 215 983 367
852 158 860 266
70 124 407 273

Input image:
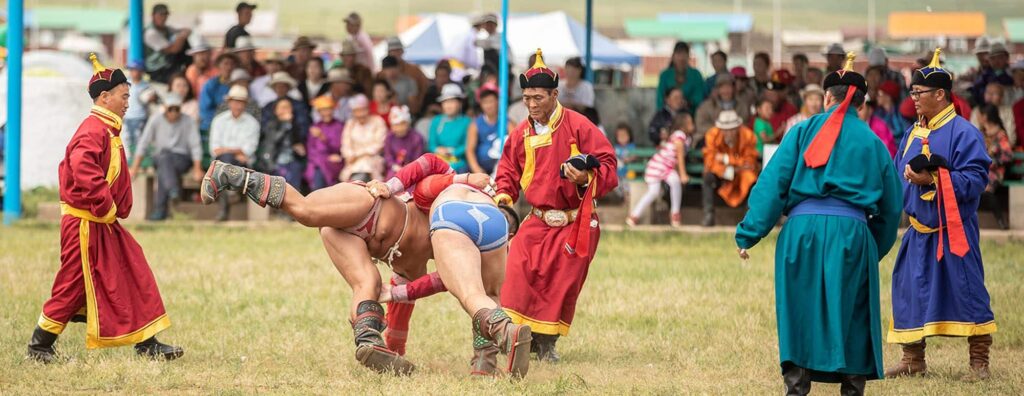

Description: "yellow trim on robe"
908 216 939 234
520 102 565 191
902 104 956 156
504 307 571 336
90 105 124 130
38 314 67 335
494 193 513 206
887 314 997 344
61 202 117 224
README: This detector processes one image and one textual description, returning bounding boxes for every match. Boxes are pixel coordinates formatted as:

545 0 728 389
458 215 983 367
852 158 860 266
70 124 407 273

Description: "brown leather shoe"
963 334 992 381
473 308 532 379
885 340 927 378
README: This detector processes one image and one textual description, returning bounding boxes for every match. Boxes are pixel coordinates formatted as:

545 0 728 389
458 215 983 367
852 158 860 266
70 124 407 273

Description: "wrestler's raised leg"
320 227 414 375
432 230 531 378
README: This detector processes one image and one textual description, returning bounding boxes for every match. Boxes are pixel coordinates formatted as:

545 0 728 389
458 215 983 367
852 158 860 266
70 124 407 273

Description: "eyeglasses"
909 88 939 99
166 107 181 112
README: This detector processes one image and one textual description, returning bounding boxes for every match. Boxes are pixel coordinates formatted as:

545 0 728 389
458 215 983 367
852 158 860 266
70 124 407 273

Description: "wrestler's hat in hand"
88 53 129 99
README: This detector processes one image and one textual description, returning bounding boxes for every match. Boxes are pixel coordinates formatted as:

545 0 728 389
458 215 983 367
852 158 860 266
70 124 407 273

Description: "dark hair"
754 52 771 66
670 113 692 132
863 99 878 111
673 41 691 55
711 50 727 62
215 52 240 65
498 205 521 237
757 97 773 108
478 88 499 101
372 78 393 94
169 73 195 102
663 86 681 100
979 104 1006 131
582 106 601 126
825 85 866 108
435 59 452 72
792 53 809 63
615 121 633 139
865 65 885 78
152 3 169 14
565 57 586 78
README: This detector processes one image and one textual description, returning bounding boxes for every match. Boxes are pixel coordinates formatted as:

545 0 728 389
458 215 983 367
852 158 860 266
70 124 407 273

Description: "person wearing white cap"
781 84 825 137
251 53 300 107
214 68 262 122
974 37 991 72
383 105 426 178
701 110 758 226
258 71 310 148
344 12 376 73
823 43 846 73
341 94 387 182
130 93 204 221
427 83 472 172
457 13 490 71
867 47 908 102
209 85 261 220
185 36 218 97
972 42 1015 105
232 35 266 78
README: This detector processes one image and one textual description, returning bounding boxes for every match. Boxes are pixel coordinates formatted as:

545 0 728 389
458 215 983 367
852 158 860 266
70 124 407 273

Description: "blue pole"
497 0 510 145
128 0 145 64
4 0 24 225
585 0 594 82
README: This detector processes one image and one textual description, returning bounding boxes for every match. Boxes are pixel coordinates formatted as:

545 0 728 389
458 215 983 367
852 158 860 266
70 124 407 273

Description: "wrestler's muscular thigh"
480 246 506 304
320 227 382 319
283 183 375 229
432 230 495 315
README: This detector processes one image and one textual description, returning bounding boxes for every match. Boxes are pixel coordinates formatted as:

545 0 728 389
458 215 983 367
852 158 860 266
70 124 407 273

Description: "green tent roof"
29 7 126 35
1006 18 1024 43
624 19 729 42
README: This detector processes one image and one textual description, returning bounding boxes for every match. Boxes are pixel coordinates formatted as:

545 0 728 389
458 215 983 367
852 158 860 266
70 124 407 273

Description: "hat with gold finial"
519 48 559 89
804 51 863 169
822 51 866 92
88 53 129 99
911 47 952 91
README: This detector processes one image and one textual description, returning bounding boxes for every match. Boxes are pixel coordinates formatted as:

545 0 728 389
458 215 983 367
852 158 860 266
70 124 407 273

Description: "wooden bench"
128 170 271 222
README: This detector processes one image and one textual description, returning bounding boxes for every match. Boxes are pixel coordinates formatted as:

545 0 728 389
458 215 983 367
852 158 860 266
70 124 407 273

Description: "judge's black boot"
532 333 561 363
782 363 811 396
201 160 287 208
135 337 184 360
352 300 415 375
840 374 866 396
26 326 59 364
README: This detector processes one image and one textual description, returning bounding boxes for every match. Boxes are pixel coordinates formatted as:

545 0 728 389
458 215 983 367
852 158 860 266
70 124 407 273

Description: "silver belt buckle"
543 209 569 227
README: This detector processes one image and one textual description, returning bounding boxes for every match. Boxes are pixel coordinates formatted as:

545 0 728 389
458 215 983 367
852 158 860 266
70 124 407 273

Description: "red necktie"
804 88 856 168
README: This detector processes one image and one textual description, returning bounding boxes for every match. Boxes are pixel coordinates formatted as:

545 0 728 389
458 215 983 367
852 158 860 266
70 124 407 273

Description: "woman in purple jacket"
305 95 345 190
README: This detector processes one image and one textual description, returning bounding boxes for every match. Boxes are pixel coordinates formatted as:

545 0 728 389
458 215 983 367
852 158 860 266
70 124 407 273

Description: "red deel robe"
37 106 170 348
495 103 618 336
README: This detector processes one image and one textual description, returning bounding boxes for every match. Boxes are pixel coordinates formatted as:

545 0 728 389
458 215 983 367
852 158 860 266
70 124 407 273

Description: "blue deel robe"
736 105 903 381
889 104 996 344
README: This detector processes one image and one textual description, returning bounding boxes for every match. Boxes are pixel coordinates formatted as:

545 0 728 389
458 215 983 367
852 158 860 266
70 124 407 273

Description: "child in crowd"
383 105 425 179
753 99 775 155
978 104 1014 229
627 114 692 228
613 122 637 181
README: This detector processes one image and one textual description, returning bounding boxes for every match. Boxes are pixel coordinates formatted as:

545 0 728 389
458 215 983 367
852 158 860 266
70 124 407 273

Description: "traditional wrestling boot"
26 326 59 364
469 322 500 376
781 364 811 396
201 160 287 208
839 374 866 396
532 333 561 363
963 334 992 381
473 308 532 378
884 340 927 378
351 300 415 375
135 336 184 360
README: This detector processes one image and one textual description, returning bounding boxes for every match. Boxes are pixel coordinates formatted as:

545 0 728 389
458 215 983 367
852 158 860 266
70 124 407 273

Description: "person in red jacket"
493 49 619 362
26 54 182 363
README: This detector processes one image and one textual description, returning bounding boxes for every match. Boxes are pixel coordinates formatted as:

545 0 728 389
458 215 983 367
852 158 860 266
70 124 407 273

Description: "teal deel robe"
735 105 904 381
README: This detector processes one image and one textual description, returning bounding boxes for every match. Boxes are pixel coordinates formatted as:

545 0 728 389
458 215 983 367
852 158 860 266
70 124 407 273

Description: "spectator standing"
209 85 261 220
857 99 897 158
458 14 487 71
143 3 192 84
877 80 910 141
232 36 266 78
299 57 328 105
973 37 991 76
465 83 505 174
752 52 771 96
369 79 396 128
704 50 730 96
381 55 421 113
701 110 759 227
823 43 845 74
317 68 356 123
184 37 217 99
476 13 502 70
286 36 316 81
341 94 387 181
696 74 752 145
971 83 1017 146
224 2 256 49
168 74 200 124
383 105 425 178
972 43 1014 105
305 95 344 190
868 47 908 102
345 13 376 73
977 104 1013 229
258 98 305 189
627 114 692 228
421 60 455 116
383 37 430 112
780 84 824 137
199 54 239 136
124 60 155 158
656 41 705 114
427 83 471 172
649 88 687 146
340 39 374 95
558 57 595 113
129 94 203 221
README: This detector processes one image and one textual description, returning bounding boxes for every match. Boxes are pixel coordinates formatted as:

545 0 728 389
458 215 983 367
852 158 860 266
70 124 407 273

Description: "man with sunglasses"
130 94 204 221
887 48 996 382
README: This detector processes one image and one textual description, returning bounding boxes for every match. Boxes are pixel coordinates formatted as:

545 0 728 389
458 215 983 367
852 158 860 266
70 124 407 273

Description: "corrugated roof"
887 12 986 38
27 7 126 34
1005 18 1024 43
624 19 729 42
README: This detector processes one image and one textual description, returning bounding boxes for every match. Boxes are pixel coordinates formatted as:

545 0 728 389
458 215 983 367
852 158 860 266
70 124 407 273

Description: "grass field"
2 222 1023 394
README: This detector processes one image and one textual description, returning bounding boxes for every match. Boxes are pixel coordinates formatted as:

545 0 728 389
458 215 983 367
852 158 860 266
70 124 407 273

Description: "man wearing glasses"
888 48 996 382
130 94 204 221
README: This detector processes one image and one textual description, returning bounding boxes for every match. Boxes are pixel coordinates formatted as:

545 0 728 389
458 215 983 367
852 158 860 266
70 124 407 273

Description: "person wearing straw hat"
427 83 471 172
735 53 903 395
887 48 996 382
972 42 1014 107
345 12 376 72
258 71 307 129
27 54 183 363
780 83 825 137
214 68 261 122
318 67 357 123
232 35 265 78
700 110 758 226
340 38 374 95
209 85 261 220
225 2 256 49
252 53 299 107
286 36 316 81
185 36 218 96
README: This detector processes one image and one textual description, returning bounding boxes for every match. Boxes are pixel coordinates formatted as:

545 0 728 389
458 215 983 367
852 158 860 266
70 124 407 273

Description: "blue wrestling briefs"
430 201 509 252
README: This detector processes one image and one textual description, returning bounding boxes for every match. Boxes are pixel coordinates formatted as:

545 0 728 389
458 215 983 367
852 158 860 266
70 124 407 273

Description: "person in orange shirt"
184 38 218 98
701 110 759 226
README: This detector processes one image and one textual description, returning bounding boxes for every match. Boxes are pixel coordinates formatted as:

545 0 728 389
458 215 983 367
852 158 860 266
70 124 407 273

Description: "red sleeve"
412 174 455 211
384 153 454 194
576 119 619 199
395 272 447 301
495 124 526 204
67 131 116 218
1014 100 1024 148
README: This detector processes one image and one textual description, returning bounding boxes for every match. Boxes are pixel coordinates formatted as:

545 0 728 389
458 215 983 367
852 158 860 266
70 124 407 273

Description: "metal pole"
129 0 145 64
4 0 24 225
585 0 594 82
497 0 510 145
